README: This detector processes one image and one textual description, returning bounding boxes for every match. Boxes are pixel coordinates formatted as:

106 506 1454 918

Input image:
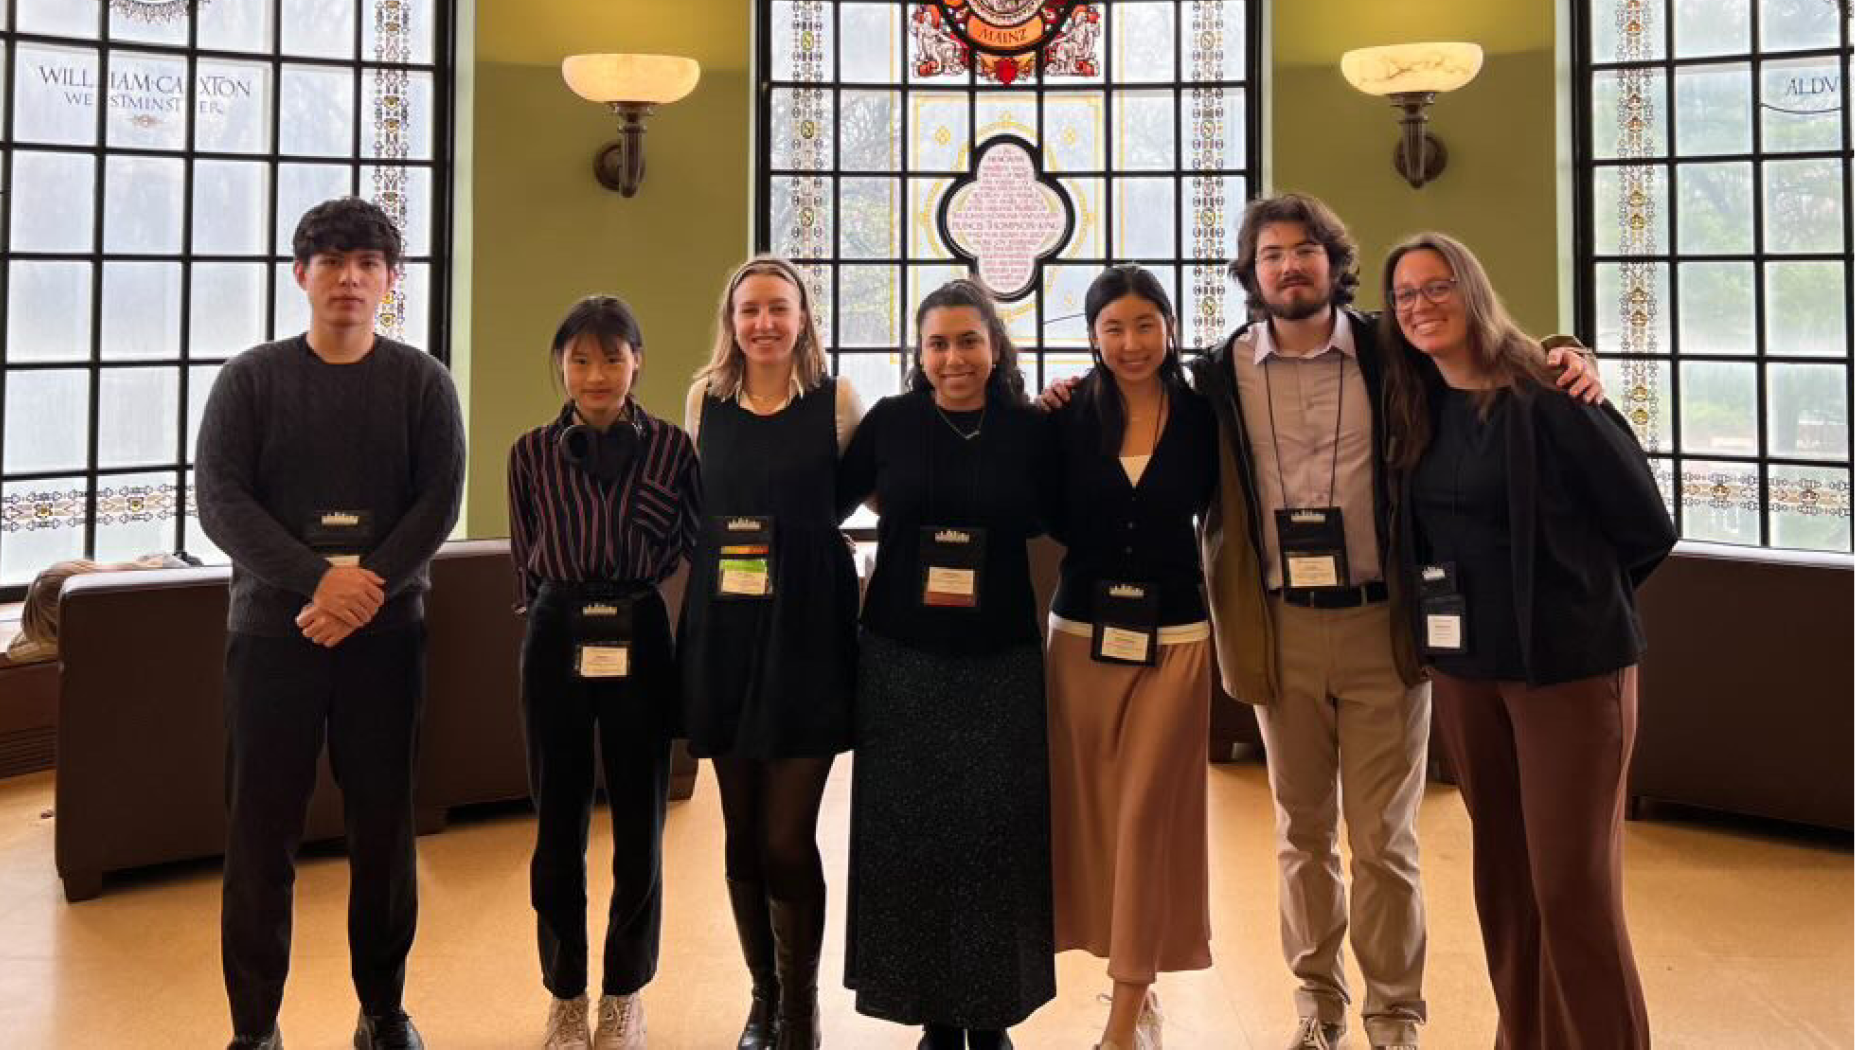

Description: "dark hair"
1378 232 1557 471
906 278 1029 404
1226 192 1359 314
291 197 404 270
1081 264 1185 456
550 295 646 383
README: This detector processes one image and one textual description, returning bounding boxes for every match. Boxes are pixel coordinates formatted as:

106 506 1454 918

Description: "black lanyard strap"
1262 347 1346 509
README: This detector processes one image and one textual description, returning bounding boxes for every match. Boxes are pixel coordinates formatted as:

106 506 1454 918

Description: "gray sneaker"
1287 1016 1344 1050
544 995 591 1049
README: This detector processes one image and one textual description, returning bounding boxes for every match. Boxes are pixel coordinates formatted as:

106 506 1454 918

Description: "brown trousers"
1431 667 1651 1050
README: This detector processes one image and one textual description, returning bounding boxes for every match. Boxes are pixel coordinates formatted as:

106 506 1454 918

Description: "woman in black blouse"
506 296 702 1050
837 279 1058 1050
1378 234 1674 1050
1045 266 1217 1050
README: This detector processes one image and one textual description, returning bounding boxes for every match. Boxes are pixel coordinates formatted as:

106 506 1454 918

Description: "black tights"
712 754 834 901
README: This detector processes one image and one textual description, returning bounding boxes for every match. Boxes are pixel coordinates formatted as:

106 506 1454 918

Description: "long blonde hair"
693 255 828 400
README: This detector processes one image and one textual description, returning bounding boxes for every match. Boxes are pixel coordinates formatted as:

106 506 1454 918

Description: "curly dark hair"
906 277 1030 404
291 197 404 270
1226 192 1360 314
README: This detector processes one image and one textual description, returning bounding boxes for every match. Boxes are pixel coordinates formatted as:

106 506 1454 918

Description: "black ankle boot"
726 878 782 1050
917 1023 964 1050
768 893 825 1049
965 1028 1013 1050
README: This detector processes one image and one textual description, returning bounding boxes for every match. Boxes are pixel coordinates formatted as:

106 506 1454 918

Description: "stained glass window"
1577 0 1853 553
0 0 454 591
757 0 1258 419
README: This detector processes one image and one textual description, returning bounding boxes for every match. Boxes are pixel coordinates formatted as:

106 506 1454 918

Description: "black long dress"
677 379 858 759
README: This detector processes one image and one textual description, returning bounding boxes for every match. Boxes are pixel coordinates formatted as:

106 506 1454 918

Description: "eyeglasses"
1391 278 1459 311
1255 244 1326 269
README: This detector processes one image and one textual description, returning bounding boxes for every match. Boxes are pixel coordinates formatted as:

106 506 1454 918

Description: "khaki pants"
1254 596 1429 1047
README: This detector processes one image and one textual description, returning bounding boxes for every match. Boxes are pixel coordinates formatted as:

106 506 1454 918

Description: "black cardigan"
1393 377 1677 686
836 388 1059 656
1048 378 1217 627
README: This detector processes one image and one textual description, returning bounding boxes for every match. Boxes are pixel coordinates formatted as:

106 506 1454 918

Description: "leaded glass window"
0 0 454 593
1576 0 1853 553
756 0 1259 418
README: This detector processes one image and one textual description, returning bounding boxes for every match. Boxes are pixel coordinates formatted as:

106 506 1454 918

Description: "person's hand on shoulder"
1037 376 1082 413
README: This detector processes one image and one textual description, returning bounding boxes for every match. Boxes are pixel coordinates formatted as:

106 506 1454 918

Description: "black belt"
1273 580 1388 609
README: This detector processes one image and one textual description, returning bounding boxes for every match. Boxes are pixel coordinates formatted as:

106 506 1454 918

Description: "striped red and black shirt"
507 400 702 610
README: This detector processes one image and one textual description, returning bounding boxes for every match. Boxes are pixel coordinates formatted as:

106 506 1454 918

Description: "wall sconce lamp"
562 53 702 198
1339 42 1483 189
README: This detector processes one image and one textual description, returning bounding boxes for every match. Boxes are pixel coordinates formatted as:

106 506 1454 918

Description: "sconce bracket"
1387 91 1448 189
593 102 656 197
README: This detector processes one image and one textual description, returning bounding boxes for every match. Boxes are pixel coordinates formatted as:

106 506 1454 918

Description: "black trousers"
522 583 674 999
221 625 426 1038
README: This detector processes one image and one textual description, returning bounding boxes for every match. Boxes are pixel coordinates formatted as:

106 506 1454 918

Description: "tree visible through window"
756 0 1260 423
1577 0 1853 553
0 0 454 593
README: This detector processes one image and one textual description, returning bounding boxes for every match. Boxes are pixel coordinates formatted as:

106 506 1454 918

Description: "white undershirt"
1120 454 1151 486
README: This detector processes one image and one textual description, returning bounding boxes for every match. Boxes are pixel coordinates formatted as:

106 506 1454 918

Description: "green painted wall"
1269 1 1567 335
460 0 751 536
458 0 1572 535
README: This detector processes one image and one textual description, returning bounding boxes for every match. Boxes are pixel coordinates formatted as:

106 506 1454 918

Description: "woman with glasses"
1378 233 1674 1050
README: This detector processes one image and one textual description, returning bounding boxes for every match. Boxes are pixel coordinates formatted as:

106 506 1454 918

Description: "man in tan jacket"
1188 193 1599 1050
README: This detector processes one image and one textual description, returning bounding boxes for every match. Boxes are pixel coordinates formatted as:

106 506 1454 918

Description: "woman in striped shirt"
507 295 702 1050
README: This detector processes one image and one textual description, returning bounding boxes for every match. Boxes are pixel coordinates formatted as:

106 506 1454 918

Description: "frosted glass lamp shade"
1339 43 1483 97
561 54 701 106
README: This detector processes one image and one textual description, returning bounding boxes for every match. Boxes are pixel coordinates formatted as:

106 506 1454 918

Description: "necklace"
934 403 986 441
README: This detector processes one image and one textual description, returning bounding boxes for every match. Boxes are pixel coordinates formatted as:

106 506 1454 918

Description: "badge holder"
713 515 775 599
572 595 634 679
305 509 375 567
1419 562 1469 656
1091 580 1160 666
919 526 986 609
1276 506 1349 592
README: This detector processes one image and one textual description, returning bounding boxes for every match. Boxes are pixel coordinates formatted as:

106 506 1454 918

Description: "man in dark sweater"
196 197 465 1050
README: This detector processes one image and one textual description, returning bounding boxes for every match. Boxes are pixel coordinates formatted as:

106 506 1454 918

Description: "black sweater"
195 335 466 636
1048 377 1217 627
1393 378 1677 685
837 388 1058 656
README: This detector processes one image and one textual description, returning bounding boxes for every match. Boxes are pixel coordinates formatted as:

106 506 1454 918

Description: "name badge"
1275 506 1349 592
576 644 630 679
919 526 986 609
713 515 775 599
1418 562 1469 656
571 597 635 679
1091 580 1159 667
305 509 375 566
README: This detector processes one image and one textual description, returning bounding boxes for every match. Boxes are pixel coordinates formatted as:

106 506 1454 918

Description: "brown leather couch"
54 539 697 901
1631 545 1853 829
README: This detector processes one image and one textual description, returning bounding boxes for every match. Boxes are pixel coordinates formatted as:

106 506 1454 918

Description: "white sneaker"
593 993 646 1050
543 996 590 1050
1136 990 1164 1050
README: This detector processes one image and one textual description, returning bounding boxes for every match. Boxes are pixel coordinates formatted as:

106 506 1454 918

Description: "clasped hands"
296 564 387 648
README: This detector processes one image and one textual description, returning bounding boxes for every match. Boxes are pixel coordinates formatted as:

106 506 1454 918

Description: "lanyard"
1262 348 1346 510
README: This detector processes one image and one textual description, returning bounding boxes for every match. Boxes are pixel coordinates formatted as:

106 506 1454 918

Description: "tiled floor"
0 758 1848 1048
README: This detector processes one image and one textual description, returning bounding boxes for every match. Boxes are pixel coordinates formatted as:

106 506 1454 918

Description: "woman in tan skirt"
1045 266 1218 1050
